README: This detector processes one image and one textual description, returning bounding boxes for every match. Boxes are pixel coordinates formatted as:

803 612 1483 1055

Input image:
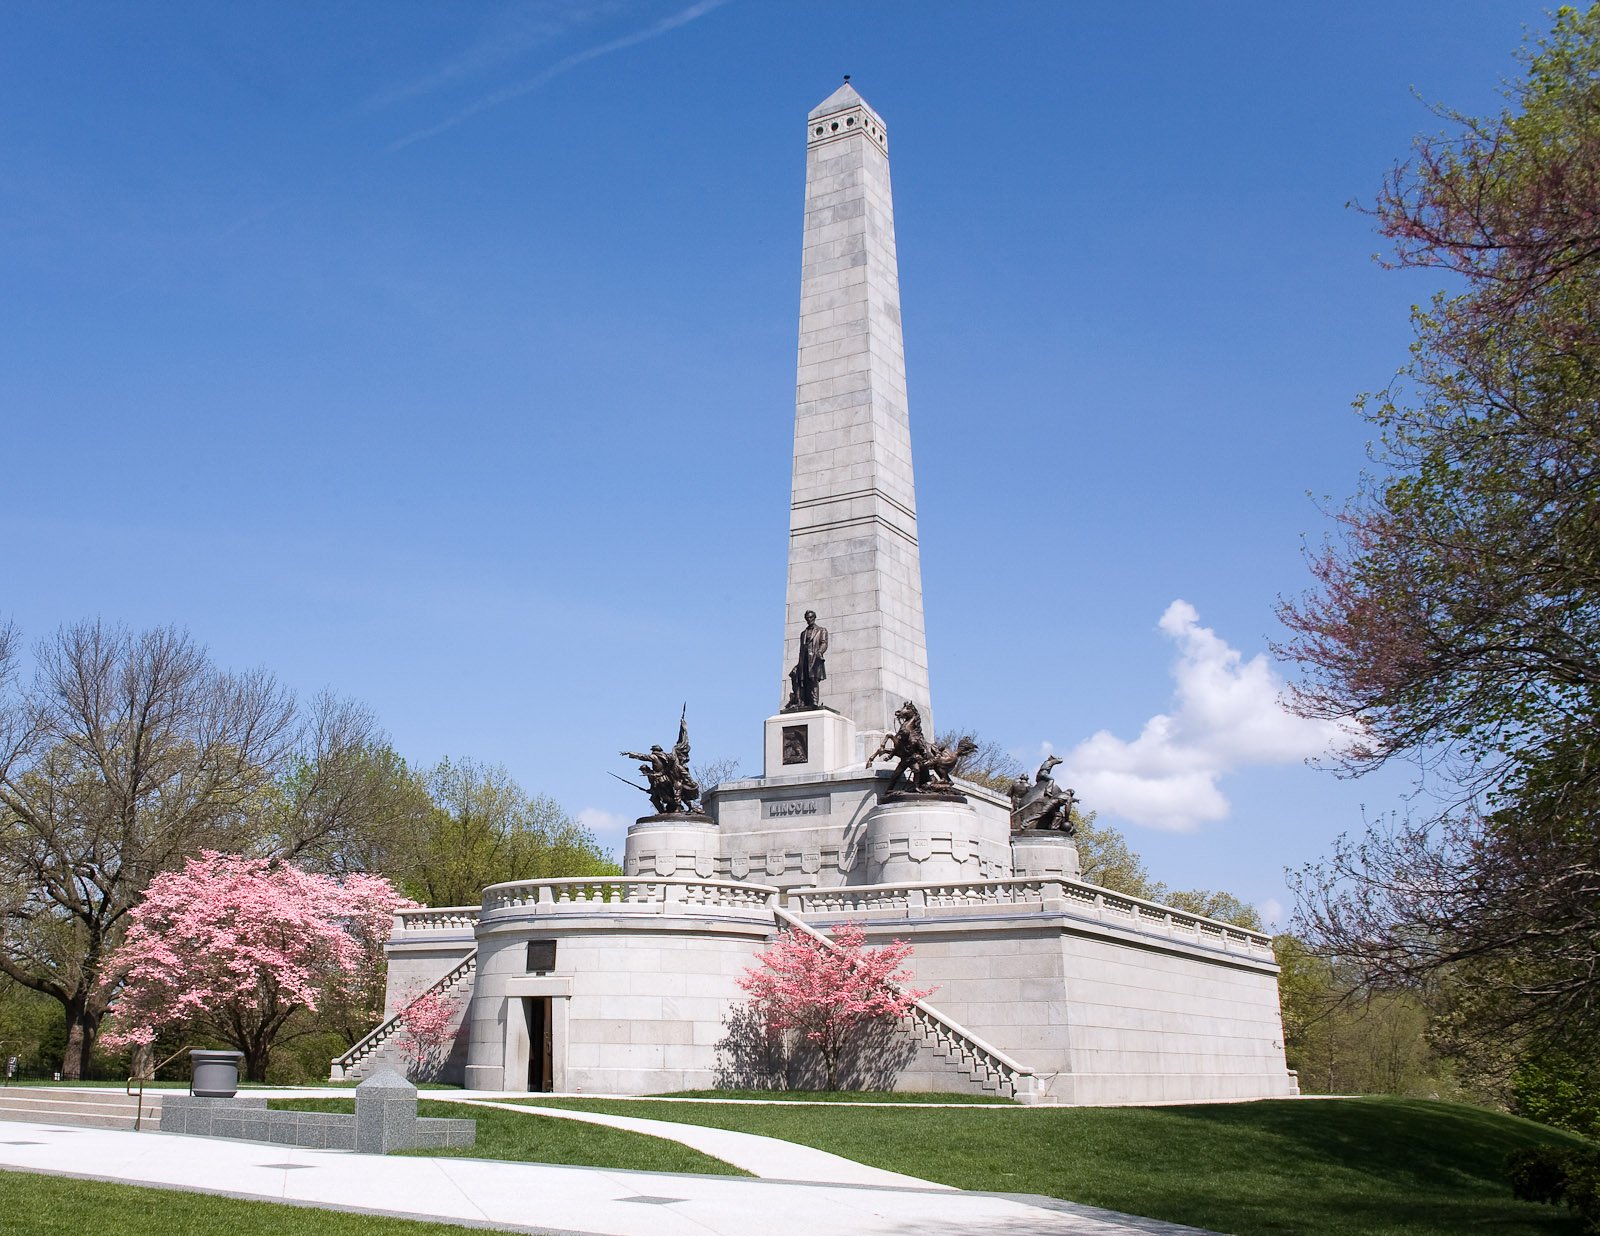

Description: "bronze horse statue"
866 700 977 793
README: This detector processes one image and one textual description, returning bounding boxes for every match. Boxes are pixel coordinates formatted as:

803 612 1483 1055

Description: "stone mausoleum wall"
367 873 1296 1104
790 884 1293 1104
463 880 775 1094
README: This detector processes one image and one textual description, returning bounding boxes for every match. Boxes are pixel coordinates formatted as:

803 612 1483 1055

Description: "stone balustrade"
390 876 1272 959
394 906 481 933
786 877 1273 957
482 876 780 915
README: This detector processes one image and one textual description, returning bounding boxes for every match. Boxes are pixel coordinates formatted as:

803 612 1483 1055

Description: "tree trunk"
60 1003 100 1080
130 1042 155 1080
243 1044 269 1083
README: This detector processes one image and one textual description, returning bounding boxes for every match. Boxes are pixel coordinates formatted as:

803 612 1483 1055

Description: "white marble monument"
345 84 1299 1108
783 83 932 746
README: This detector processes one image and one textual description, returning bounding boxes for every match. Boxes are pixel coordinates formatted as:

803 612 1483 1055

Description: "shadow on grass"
1158 1098 1587 1193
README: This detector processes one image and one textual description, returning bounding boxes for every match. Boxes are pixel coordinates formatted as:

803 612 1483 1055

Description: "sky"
0 2 1552 925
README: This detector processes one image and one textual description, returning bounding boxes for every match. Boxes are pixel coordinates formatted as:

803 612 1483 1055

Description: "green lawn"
0 1170 509 1236
267 1098 746 1176
514 1095 1589 1236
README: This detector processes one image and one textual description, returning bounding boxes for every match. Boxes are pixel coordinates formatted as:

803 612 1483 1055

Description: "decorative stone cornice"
807 101 887 154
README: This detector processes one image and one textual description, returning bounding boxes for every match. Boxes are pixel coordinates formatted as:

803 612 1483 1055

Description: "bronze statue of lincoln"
785 610 828 710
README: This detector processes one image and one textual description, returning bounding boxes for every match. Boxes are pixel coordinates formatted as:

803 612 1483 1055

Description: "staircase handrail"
331 949 478 1077
771 906 1035 1095
126 1041 202 1131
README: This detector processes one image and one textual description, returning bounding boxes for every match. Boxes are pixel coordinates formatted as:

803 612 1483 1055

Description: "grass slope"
268 1098 746 1176
522 1095 1587 1236
649 1088 1014 1103
0 1169 506 1236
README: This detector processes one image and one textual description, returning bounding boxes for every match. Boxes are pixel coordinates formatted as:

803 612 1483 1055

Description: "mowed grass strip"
0 1169 507 1236
268 1098 747 1176
519 1095 1588 1236
648 1088 1014 1104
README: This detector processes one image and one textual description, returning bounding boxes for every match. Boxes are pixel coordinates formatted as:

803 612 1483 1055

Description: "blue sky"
0 2 1549 923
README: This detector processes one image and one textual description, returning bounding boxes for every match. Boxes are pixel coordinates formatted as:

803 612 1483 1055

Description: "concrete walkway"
451 1098 945 1188
0 1120 1221 1236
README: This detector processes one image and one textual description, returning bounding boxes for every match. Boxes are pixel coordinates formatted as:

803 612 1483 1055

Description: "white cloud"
1059 600 1346 832
577 806 632 844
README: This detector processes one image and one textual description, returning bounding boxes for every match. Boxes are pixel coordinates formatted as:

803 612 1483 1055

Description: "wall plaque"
762 797 830 819
781 724 809 764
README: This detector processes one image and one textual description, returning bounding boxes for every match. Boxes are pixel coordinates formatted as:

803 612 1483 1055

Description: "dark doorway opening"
525 997 553 1092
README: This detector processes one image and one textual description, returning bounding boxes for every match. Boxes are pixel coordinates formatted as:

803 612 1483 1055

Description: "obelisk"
782 83 933 744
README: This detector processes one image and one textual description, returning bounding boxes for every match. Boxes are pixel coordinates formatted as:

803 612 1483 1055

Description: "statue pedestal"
1010 829 1081 880
861 796 987 884
763 708 856 778
623 813 719 879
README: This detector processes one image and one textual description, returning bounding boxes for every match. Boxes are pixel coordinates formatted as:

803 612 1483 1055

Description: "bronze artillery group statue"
1008 755 1078 834
619 709 703 816
866 700 978 796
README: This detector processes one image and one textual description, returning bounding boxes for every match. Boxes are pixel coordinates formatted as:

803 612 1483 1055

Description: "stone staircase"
331 949 477 1082
772 907 1041 1102
0 1086 165 1130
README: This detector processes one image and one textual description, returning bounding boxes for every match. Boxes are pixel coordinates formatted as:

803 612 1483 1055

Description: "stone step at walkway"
0 1087 164 1131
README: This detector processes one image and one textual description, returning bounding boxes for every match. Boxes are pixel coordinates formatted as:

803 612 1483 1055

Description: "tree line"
1274 5 1600 1125
0 619 615 1079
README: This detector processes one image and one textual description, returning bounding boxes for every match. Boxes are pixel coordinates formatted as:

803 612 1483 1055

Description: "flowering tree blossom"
100 852 414 1081
396 985 461 1080
737 921 932 1090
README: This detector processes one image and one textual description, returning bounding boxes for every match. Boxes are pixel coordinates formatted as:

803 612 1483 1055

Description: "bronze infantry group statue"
619 709 702 816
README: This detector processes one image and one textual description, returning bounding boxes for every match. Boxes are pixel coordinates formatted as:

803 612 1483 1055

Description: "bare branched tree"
0 621 297 1076
936 730 1024 793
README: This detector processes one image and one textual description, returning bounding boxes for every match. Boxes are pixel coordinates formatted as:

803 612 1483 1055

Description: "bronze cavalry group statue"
867 700 978 795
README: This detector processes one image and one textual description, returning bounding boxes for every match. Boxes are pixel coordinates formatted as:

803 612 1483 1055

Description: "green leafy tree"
1512 1047 1600 1139
1273 934 1453 1096
384 758 618 906
1280 6 1600 1049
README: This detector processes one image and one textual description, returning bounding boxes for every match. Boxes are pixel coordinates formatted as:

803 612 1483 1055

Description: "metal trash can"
189 1049 244 1098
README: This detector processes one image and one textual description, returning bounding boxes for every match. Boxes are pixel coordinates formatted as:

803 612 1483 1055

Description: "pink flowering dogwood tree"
100 852 414 1081
395 985 461 1080
737 921 932 1090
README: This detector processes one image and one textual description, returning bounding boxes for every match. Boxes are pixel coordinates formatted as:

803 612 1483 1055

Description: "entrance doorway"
525 997 553 1092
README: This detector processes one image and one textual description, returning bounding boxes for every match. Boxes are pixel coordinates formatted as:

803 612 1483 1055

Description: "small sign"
527 940 557 973
763 797 830 819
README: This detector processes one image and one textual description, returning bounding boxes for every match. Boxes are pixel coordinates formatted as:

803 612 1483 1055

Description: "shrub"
1505 1144 1600 1232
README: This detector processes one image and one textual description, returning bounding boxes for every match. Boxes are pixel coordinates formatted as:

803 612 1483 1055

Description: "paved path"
450 1099 944 1188
0 1120 1221 1236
